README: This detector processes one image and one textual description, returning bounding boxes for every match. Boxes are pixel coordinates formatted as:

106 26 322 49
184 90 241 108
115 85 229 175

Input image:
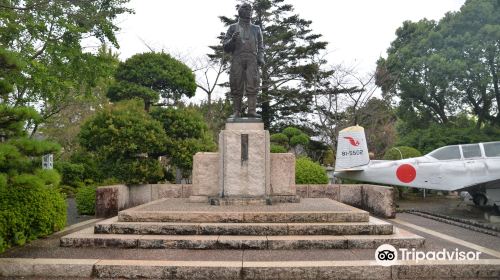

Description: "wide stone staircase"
61 198 424 250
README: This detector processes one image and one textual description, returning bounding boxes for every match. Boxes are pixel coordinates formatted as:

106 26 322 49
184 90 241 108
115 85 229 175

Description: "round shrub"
383 146 422 160
270 133 288 145
79 100 168 184
75 186 96 215
295 157 328 184
290 133 309 147
283 127 302 138
0 179 66 252
270 144 287 153
55 161 85 188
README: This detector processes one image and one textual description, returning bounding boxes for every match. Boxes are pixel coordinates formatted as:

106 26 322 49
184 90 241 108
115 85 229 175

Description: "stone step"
2 258 499 280
117 198 369 223
95 217 392 236
60 226 423 250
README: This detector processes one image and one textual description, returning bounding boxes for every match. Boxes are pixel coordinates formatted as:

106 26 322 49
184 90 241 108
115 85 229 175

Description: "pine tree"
0 47 66 253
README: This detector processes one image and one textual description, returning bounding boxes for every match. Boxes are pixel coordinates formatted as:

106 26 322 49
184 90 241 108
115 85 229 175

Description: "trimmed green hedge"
270 144 287 153
75 186 96 215
295 157 329 184
0 181 66 253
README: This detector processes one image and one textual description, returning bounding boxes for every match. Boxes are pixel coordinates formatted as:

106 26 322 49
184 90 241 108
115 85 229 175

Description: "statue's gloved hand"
258 56 265 66
231 31 240 42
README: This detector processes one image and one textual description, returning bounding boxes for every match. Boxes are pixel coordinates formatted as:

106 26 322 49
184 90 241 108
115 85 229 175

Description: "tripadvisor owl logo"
375 244 397 266
375 244 482 266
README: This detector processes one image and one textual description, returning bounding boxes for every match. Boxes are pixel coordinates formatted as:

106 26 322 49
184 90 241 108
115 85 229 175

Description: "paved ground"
397 195 499 226
393 213 500 252
137 198 358 212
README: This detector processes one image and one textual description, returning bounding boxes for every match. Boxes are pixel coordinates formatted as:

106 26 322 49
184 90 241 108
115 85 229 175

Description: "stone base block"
192 152 219 197
188 195 209 203
219 128 270 197
270 153 296 196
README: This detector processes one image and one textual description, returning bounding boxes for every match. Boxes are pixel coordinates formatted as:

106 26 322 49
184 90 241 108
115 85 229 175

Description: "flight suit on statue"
223 3 265 118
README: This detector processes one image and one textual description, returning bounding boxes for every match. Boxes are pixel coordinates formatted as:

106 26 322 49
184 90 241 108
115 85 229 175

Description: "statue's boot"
247 94 261 118
229 95 242 118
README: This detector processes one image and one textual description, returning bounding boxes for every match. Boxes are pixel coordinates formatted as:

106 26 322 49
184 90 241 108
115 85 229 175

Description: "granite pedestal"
190 120 296 204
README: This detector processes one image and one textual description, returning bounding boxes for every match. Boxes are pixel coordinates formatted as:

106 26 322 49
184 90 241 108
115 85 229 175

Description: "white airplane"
334 126 500 209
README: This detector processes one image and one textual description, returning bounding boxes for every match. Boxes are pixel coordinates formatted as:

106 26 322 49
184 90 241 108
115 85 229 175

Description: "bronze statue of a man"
223 3 264 118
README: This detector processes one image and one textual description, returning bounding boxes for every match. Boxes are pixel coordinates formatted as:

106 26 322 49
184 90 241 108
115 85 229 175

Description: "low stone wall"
95 184 191 218
296 184 395 218
96 183 395 218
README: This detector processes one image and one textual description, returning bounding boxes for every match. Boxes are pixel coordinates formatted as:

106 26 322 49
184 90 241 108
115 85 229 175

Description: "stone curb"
400 210 500 237
57 218 103 236
1 258 499 279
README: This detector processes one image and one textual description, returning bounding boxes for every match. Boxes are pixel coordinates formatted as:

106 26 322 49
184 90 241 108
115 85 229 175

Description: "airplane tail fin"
335 125 370 171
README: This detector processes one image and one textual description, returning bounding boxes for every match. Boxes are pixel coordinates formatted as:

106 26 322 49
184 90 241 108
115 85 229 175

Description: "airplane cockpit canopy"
461 144 481 159
484 142 500 158
428 145 461 160
427 142 500 160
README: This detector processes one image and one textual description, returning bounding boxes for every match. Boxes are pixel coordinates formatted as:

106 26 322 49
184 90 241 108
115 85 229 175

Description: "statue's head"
238 3 252 20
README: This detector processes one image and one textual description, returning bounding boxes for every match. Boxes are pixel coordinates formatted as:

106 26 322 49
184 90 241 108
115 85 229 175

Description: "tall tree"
213 0 328 128
439 0 500 126
354 98 397 158
376 0 500 128
0 0 132 133
107 52 197 111
375 19 458 127
0 46 66 253
40 46 119 159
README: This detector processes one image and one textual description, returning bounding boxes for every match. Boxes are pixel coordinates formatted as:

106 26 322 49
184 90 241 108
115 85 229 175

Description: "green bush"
322 149 335 166
75 186 96 215
270 133 288 145
397 122 500 154
290 133 309 147
55 161 85 188
59 185 77 197
270 144 287 153
150 106 216 171
283 127 302 138
0 182 66 252
79 100 167 184
270 127 311 155
383 146 422 160
103 158 164 185
295 157 328 184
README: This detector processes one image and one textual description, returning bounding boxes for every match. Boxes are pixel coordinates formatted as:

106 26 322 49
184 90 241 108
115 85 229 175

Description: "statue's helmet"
238 3 253 19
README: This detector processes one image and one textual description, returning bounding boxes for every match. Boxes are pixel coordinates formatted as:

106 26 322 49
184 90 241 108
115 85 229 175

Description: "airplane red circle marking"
396 164 416 183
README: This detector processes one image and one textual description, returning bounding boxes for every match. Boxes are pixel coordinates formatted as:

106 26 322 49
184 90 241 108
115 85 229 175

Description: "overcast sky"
113 0 465 101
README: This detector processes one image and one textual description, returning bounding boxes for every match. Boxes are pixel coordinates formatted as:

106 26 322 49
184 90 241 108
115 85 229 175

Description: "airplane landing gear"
472 194 488 207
